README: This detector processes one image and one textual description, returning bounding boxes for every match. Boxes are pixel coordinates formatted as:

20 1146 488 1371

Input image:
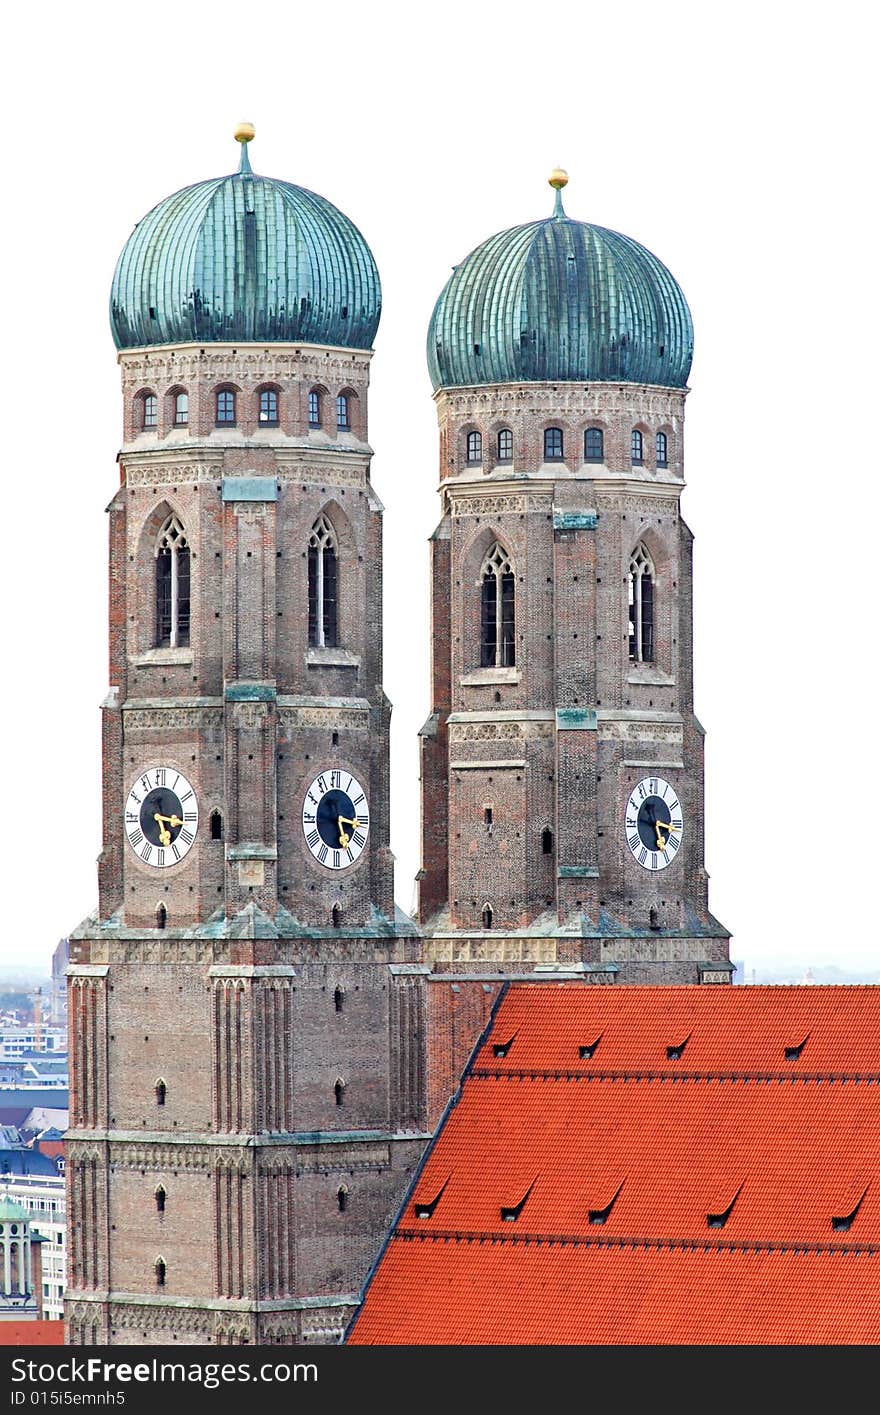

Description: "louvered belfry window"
308 514 338 648
480 542 515 668
628 541 654 663
155 514 190 648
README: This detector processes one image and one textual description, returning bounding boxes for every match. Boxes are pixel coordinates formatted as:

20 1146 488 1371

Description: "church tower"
65 129 425 1347
418 172 732 985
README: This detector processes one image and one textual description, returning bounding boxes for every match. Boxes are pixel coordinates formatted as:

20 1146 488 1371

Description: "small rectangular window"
308 391 320 427
584 427 603 462
544 427 563 460
174 392 189 426
656 431 668 467
466 430 483 464
259 389 278 425
497 428 513 462
216 390 235 425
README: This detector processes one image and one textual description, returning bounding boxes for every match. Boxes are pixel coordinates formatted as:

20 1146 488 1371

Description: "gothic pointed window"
308 514 338 648
656 431 668 467
497 428 513 462
544 427 564 461
155 514 190 648
584 427 604 463
628 542 655 663
480 542 515 668
631 428 644 466
466 431 482 464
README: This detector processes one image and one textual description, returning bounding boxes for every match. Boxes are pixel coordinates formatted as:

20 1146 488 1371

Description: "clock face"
625 776 683 872
124 767 198 869
302 769 369 870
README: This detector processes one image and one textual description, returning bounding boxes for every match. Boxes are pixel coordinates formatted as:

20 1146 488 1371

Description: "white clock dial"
302 769 369 870
125 766 198 868
624 776 683 872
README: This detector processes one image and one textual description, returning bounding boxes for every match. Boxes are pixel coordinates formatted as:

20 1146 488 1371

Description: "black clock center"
636 796 672 850
139 788 185 847
316 789 357 848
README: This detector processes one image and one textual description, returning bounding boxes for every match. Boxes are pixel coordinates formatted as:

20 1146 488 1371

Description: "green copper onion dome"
111 126 381 351
427 171 692 390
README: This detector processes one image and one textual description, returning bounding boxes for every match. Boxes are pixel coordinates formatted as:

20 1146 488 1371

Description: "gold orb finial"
548 167 569 191
234 122 255 144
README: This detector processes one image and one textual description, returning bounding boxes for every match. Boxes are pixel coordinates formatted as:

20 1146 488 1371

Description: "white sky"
2 0 875 976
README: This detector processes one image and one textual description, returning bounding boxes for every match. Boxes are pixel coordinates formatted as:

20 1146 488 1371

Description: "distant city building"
0 1028 66 1059
0 1146 66 1322
0 1196 48 1322
51 942 69 1028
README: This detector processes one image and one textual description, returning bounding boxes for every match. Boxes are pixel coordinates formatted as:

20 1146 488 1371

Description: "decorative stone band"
450 493 553 517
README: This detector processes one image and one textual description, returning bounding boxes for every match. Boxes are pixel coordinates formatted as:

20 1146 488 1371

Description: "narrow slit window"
308 514 338 649
628 541 654 664
155 1186 166 1214
584 426 604 462
541 827 553 855
155 1079 166 1106
210 810 223 841
337 1186 348 1213
497 428 513 462
331 903 341 929
259 389 278 425
334 986 344 1014
480 542 515 668
156 903 167 931
155 1258 166 1287
544 426 563 460
308 390 321 427
155 513 190 648
482 903 494 929
334 1079 345 1107
631 428 644 465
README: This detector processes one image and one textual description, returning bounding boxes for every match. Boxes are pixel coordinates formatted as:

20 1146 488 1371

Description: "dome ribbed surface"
111 165 381 350
428 211 692 390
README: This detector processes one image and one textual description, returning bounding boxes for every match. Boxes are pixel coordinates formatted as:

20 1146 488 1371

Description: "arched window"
155 514 190 648
308 514 338 649
155 1079 167 1106
308 389 321 428
174 392 189 426
631 428 644 466
334 986 344 1014
331 903 341 929
141 394 157 430
155 1186 166 1214
259 389 278 425
546 424 565 458
334 1078 345 1107
482 904 494 929
155 1257 166 1287
497 428 513 462
628 542 655 663
156 903 167 931
336 394 349 430
480 542 515 668
542 827 553 855
656 431 668 468
215 389 236 425
584 427 604 463
466 431 482 464
337 1186 348 1213
210 810 223 841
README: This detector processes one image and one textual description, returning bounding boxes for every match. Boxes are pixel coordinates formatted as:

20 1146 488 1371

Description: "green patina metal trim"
224 683 276 701
221 477 277 502
554 510 598 531
556 707 597 730
559 865 600 878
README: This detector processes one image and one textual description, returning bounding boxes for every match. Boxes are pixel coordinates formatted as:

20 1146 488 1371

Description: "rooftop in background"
350 985 880 1345
428 170 692 392
111 125 381 352
0 1321 64 1346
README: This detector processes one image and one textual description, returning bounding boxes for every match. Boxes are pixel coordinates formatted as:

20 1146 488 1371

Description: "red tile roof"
0 1321 64 1346
350 985 880 1345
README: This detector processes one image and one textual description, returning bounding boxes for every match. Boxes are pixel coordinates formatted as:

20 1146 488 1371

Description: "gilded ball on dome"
234 121 255 143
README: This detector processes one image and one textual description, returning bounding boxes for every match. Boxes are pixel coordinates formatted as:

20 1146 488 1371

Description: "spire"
234 121 255 174
548 166 568 219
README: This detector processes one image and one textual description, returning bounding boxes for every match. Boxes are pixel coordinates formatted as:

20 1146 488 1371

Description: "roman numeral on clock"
129 829 143 848
179 829 194 846
352 830 366 848
306 830 320 848
318 844 328 864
